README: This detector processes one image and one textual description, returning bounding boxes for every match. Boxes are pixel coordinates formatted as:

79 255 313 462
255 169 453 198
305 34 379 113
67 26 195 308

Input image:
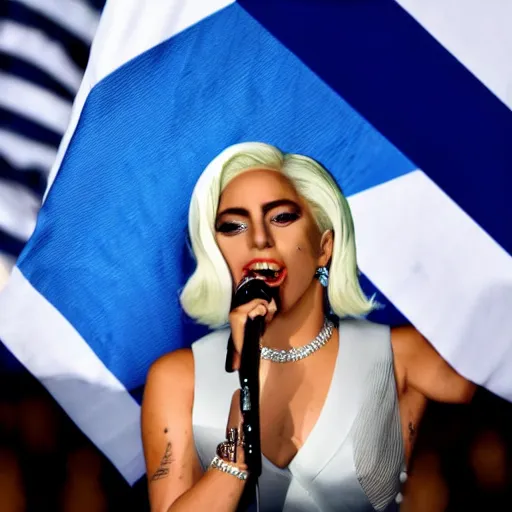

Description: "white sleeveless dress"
191 319 407 511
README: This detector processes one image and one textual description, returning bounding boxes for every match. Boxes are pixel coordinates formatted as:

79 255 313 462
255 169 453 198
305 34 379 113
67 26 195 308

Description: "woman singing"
142 142 475 511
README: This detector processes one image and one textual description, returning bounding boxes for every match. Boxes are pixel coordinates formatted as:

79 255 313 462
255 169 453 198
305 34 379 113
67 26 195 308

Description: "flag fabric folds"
0 0 511 484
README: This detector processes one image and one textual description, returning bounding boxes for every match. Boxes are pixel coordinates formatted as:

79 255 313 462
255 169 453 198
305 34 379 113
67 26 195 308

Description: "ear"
318 230 333 267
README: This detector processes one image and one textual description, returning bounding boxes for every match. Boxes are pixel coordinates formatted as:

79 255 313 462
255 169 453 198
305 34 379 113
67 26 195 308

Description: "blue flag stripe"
239 0 512 255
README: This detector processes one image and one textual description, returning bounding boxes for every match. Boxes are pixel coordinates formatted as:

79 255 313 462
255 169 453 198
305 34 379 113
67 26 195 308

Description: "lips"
242 259 287 287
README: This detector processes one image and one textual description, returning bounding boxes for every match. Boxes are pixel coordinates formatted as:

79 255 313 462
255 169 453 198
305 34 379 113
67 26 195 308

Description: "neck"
261 281 328 349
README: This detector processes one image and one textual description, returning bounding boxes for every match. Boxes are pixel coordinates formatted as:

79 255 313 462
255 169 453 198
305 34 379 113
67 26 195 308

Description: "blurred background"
1 1 511 510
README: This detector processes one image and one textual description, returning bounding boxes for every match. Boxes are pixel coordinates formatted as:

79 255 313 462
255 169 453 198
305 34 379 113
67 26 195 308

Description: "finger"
229 299 270 353
229 299 270 330
232 351 241 371
232 303 268 366
226 390 245 465
232 303 266 370
248 303 268 320
266 298 278 323
231 298 271 315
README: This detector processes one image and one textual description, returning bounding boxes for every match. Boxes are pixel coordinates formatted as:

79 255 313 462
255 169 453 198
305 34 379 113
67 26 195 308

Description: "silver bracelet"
209 455 249 481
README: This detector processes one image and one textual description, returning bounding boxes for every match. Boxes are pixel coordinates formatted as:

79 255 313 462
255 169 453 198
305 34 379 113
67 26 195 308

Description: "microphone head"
232 276 280 311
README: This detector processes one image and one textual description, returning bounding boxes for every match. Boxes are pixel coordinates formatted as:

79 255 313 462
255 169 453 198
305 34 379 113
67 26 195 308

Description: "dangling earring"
315 266 329 287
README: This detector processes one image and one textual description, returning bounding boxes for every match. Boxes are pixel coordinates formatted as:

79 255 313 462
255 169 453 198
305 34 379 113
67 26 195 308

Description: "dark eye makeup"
215 202 302 235
215 221 248 235
271 211 301 224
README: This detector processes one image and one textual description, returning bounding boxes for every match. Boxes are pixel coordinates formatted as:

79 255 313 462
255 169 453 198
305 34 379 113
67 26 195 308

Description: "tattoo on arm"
150 442 174 482
408 422 416 442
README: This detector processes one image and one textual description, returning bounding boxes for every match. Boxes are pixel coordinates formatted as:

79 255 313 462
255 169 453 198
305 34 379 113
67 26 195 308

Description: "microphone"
225 276 279 372
225 277 280 478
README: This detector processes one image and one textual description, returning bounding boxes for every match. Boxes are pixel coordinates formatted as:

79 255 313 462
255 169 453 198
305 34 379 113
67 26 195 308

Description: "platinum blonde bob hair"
180 142 375 327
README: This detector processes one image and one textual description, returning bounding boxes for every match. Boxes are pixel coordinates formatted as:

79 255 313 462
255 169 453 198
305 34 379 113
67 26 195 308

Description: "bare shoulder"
390 325 423 353
146 348 194 388
391 325 476 404
391 325 445 371
144 349 195 412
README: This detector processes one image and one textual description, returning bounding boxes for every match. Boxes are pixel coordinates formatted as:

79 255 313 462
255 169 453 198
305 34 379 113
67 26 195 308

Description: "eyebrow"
216 199 301 219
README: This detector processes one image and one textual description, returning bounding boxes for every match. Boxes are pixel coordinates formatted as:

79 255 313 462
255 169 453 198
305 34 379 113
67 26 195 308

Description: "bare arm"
141 349 248 512
392 326 476 403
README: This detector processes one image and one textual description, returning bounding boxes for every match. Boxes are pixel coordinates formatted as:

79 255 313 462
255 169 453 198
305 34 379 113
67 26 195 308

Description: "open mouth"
243 260 287 287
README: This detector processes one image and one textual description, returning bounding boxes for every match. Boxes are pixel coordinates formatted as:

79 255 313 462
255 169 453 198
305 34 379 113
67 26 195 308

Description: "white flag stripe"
0 72 71 135
45 0 236 195
397 0 512 110
0 268 144 484
0 20 83 93
0 178 39 240
0 129 57 171
86 0 235 85
350 170 512 400
16 0 100 43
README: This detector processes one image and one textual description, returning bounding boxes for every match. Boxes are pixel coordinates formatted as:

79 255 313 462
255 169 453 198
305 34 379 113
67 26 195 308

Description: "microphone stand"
226 277 278 511
237 316 263 511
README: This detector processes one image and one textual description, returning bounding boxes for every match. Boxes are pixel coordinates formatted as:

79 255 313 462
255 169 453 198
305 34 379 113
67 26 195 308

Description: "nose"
251 219 274 250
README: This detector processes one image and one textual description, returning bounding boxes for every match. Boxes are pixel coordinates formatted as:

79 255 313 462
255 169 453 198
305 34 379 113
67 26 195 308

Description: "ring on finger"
216 427 244 463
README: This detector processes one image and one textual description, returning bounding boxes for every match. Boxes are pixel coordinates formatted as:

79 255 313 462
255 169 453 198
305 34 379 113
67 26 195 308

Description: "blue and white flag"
0 0 511 484
0 0 103 279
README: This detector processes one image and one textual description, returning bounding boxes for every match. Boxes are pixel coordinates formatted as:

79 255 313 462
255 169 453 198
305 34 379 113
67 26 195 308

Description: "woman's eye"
271 212 300 225
216 221 247 235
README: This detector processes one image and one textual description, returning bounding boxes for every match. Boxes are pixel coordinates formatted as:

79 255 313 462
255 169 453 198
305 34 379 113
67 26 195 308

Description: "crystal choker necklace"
259 318 335 363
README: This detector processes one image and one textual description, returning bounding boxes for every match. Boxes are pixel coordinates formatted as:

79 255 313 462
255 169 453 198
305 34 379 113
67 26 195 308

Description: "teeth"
248 262 280 271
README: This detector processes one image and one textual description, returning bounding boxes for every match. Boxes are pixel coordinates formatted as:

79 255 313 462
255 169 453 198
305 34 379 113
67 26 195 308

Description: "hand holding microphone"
228 295 278 372
224 277 280 480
